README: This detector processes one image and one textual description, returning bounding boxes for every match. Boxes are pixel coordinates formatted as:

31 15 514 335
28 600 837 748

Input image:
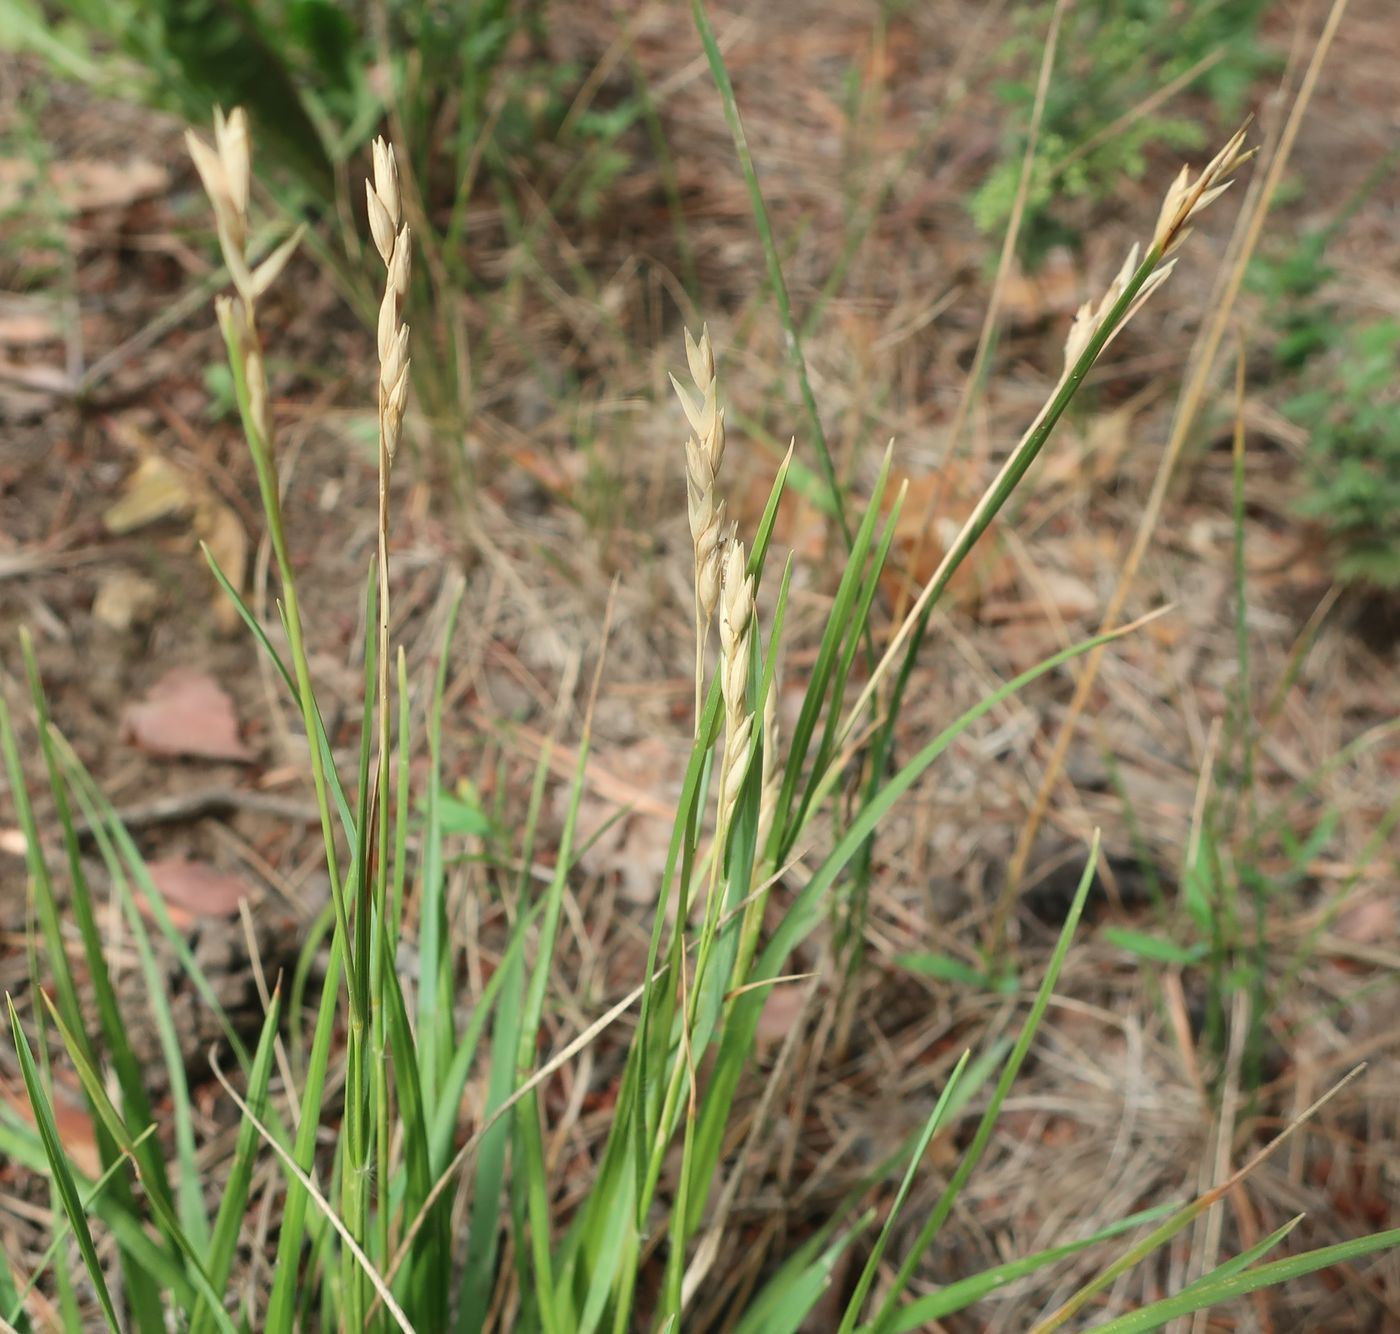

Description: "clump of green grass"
4 40 1398 1334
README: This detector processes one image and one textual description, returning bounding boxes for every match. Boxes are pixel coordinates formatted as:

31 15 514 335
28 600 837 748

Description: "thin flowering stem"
672 324 726 731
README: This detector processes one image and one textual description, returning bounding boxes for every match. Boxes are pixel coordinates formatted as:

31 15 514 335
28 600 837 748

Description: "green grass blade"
111 846 209 1249
733 1220 872 1334
266 934 345 1332
0 1119 196 1312
419 580 465 1110
1081 1227 1400 1334
883 1203 1178 1330
0 1247 32 1334
454 934 525 1333
48 746 211 1250
38 996 239 1334
866 832 1102 1332
7 997 121 1332
192 989 283 1334
518 739 592 1334
201 543 356 842
0 687 86 1070
690 640 1128 1285
689 0 851 545
776 450 892 855
49 731 252 1070
836 1051 971 1334
20 644 171 1167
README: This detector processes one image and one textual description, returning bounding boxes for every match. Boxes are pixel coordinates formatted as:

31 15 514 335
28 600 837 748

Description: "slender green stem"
690 0 852 549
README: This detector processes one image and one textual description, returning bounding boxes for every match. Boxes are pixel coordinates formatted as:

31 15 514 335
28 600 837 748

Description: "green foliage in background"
1290 319 1400 588
974 0 1274 257
1250 145 1400 591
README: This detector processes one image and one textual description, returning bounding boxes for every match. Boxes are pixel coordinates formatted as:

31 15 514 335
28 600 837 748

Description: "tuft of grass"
5 34 1397 1334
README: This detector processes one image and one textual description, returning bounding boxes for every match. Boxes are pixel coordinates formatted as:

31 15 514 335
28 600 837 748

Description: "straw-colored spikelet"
672 325 729 727
672 329 727 618
186 108 301 309
187 108 304 448
1152 124 1252 257
1061 243 1175 373
1061 126 1251 379
367 139 412 463
718 536 755 823
753 670 780 868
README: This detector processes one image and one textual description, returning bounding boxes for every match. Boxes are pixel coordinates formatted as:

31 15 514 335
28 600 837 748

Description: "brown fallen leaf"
193 493 249 632
0 156 169 214
143 857 258 930
0 299 61 348
102 454 193 534
2 1078 101 1178
880 465 1017 616
92 570 161 633
122 667 254 762
562 735 686 908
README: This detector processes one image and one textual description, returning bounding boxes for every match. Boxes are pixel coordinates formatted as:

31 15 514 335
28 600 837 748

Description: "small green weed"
1290 318 1400 588
975 0 1273 258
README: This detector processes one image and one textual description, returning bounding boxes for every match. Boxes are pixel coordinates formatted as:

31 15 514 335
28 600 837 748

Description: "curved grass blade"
693 626 1139 1203
190 988 282 1334
7 997 120 1332
883 1202 1178 1331
734 1220 872 1334
864 833 1103 1332
1082 1226 1400 1334
836 1050 971 1333
37 996 239 1334
689 0 851 546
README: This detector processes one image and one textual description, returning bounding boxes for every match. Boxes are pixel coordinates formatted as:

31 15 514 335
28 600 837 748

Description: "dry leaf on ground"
143 857 259 929
881 466 1017 615
122 666 254 761
0 300 61 348
102 454 193 534
563 735 685 907
2 1081 101 1178
0 156 169 213
92 570 161 633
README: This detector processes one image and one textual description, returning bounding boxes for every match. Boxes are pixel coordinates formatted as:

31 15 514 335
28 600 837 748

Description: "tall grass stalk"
994 0 1352 951
4 95 1393 1334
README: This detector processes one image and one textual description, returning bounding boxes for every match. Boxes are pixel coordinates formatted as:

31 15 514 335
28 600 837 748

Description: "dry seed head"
1152 125 1251 256
388 225 412 298
186 130 231 220
372 139 401 227
754 675 780 862
695 498 726 620
685 324 714 393
673 328 729 632
366 138 403 266
721 713 754 815
381 323 411 399
719 538 754 716
215 108 250 220
366 182 395 265
366 145 411 462
1061 243 1176 373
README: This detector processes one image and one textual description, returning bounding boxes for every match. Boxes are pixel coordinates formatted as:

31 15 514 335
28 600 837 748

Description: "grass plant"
3 4 1398 1328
